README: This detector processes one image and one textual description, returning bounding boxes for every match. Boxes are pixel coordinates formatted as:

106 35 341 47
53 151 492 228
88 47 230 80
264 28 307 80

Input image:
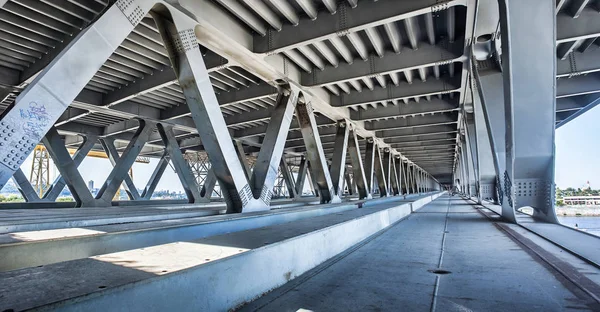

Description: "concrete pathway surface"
241 195 599 312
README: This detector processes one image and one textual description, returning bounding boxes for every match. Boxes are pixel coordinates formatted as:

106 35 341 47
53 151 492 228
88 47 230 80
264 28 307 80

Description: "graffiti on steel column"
20 102 50 138
0 102 48 171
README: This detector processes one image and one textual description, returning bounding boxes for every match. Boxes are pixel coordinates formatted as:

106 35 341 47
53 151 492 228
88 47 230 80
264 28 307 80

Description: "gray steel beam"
498 0 557 223
557 93 600 128
100 138 141 200
556 74 600 98
376 124 457 139
154 13 253 213
557 9 600 43
42 127 99 207
103 53 228 108
348 130 370 199
557 50 600 77
200 168 218 199
465 113 481 202
364 139 376 196
234 115 333 139
329 121 349 197
234 141 252 181
302 46 464 87
157 124 205 203
11 169 40 202
335 78 460 108
160 83 278 120
350 97 459 121
43 134 97 201
385 133 457 144
254 0 463 54
394 157 403 195
280 160 297 198
365 113 458 131
0 1 155 190
249 89 299 206
294 156 308 195
96 119 154 204
295 101 339 203
473 67 505 206
373 145 388 197
141 152 170 200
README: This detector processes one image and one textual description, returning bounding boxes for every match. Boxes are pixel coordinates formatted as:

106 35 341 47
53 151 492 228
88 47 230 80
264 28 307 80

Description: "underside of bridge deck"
0 0 595 221
0 0 599 310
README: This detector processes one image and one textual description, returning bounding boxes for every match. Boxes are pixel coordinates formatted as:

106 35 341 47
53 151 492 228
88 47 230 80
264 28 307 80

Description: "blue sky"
3 103 598 194
555 104 600 189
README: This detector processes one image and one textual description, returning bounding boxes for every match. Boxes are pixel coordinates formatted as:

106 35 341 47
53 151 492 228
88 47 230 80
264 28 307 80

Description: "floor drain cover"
428 269 452 275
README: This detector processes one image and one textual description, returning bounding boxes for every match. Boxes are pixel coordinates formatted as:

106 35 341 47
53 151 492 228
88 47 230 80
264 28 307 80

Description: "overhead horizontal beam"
253 0 464 54
376 124 457 138
364 113 458 131
302 45 465 86
557 93 600 128
350 97 459 120
556 96 591 112
234 115 334 138
332 77 460 107
160 83 278 120
557 9 600 43
384 133 456 144
390 138 457 147
103 52 228 107
556 74 600 98
557 51 600 77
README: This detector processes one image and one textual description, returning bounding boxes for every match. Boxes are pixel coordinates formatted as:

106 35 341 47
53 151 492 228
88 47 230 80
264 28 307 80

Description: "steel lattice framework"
0 0 595 221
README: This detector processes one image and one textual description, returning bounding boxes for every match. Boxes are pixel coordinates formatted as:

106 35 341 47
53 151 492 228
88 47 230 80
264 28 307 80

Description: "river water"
558 216 600 237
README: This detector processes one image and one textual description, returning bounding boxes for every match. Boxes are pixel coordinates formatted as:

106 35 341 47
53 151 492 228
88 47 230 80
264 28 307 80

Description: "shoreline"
557 206 600 217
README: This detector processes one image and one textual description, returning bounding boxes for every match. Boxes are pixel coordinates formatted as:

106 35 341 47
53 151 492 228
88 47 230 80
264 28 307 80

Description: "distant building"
88 180 94 192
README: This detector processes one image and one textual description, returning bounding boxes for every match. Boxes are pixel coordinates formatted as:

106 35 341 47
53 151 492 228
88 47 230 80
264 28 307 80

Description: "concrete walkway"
242 196 599 311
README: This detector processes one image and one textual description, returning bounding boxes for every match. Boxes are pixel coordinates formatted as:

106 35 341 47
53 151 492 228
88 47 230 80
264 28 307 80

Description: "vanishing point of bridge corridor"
0 0 599 311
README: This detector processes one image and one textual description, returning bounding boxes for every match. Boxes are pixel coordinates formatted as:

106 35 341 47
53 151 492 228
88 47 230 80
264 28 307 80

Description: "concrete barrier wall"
53 192 443 312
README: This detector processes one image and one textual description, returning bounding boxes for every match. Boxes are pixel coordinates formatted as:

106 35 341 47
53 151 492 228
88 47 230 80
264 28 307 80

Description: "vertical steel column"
409 163 417 194
466 113 481 203
395 156 403 195
329 121 349 197
401 161 409 194
157 124 205 203
43 135 96 201
295 156 308 196
463 129 476 197
295 101 339 203
390 156 400 195
0 0 155 190
498 0 558 223
96 119 154 204
383 149 393 195
280 160 297 198
250 89 299 207
348 130 372 199
474 68 505 206
42 128 98 207
154 12 253 213
459 138 471 196
141 152 170 200
306 162 320 197
100 138 141 200
364 139 376 196
344 170 354 195
373 145 388 197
